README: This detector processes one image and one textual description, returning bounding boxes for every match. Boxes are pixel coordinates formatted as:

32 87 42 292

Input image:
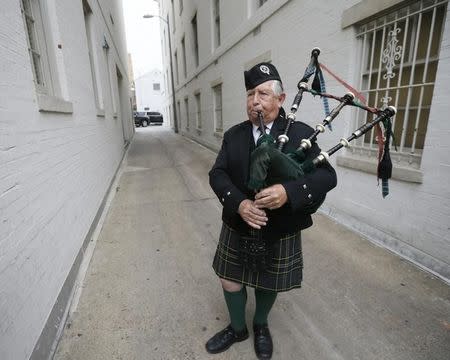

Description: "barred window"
354 0 447 169
213 84 223 132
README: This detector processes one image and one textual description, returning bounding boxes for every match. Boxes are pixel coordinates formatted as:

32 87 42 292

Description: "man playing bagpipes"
206 62 337 359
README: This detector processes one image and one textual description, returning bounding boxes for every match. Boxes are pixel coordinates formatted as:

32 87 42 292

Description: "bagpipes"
248 48 396 199
237 48 396 272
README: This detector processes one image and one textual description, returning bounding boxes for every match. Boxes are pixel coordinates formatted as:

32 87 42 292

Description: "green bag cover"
248 135 325 214
248 134 306 190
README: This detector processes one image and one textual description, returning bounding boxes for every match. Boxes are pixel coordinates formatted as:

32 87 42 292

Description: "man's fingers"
255 191 270 200
254 197 272 207
244 212 266 226
249 206 267 217
245 220 261 229
245 212 266 224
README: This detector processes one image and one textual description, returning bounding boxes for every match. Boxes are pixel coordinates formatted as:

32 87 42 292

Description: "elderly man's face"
246 80 285 124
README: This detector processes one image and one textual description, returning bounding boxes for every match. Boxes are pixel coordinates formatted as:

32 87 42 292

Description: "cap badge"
259 65 270 75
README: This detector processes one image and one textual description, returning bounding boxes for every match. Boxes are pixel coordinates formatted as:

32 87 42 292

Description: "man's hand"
254 184 288 210
238 199 268 229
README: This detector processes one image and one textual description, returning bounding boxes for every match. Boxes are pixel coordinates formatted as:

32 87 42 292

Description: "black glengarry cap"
244 62 282 90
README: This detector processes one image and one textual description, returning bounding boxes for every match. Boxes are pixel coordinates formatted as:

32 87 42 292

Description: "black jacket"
209 110 337 237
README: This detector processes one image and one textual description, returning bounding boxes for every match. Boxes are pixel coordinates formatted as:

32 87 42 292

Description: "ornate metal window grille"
354 0 447 168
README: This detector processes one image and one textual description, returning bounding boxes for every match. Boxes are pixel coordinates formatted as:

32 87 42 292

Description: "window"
181 35 187 78
21 0 57 95
166 69 169 94
177 100 181 130
171 0 175 33
20 0 72 112
162 29 166 57
174 50 179 84
213 0 221 48
105 47 117 114
83 0 103 111
153 83 160 91
353 0 447 169
184 97 189 130
191 13 199 67
195 92 202 130
213 84 223 132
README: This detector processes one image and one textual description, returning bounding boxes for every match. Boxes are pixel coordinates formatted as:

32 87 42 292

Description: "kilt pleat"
212 223 303 292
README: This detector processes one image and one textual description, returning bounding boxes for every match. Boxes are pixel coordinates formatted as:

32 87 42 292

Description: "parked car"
134 111 163 127
146 111 163 125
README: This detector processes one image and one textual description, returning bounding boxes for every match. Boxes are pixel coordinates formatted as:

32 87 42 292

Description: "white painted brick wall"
0 0 134 359
160 0 450 281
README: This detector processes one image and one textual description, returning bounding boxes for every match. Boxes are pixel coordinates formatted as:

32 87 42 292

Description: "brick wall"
0 0 134 359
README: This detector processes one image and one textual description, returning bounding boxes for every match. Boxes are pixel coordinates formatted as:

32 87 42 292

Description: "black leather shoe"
253 324 273 359
205 325 249 354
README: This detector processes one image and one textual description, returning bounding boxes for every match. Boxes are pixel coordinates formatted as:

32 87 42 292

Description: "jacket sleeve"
209 132 247 213
281 138 337 213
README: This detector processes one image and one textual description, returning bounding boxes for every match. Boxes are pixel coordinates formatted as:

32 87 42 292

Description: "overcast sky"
122 0 163 80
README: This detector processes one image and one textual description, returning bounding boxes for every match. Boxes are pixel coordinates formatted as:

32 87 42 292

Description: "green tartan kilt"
212 223 303 292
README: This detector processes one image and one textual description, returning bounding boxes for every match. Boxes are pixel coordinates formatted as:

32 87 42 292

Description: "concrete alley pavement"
54 127 450 360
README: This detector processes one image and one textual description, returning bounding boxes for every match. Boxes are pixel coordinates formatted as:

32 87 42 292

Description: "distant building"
128 53 137 110
135 69 165 114
0 1 133 359
158 0 450 282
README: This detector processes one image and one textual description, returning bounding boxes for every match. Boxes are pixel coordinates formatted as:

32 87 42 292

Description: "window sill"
37 94 73 114
214 131 223 138
336 154 423 183
96 109 105 117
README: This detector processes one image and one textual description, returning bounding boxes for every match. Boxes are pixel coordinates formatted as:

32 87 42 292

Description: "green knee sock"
253 288 277 326
223 287 247 332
